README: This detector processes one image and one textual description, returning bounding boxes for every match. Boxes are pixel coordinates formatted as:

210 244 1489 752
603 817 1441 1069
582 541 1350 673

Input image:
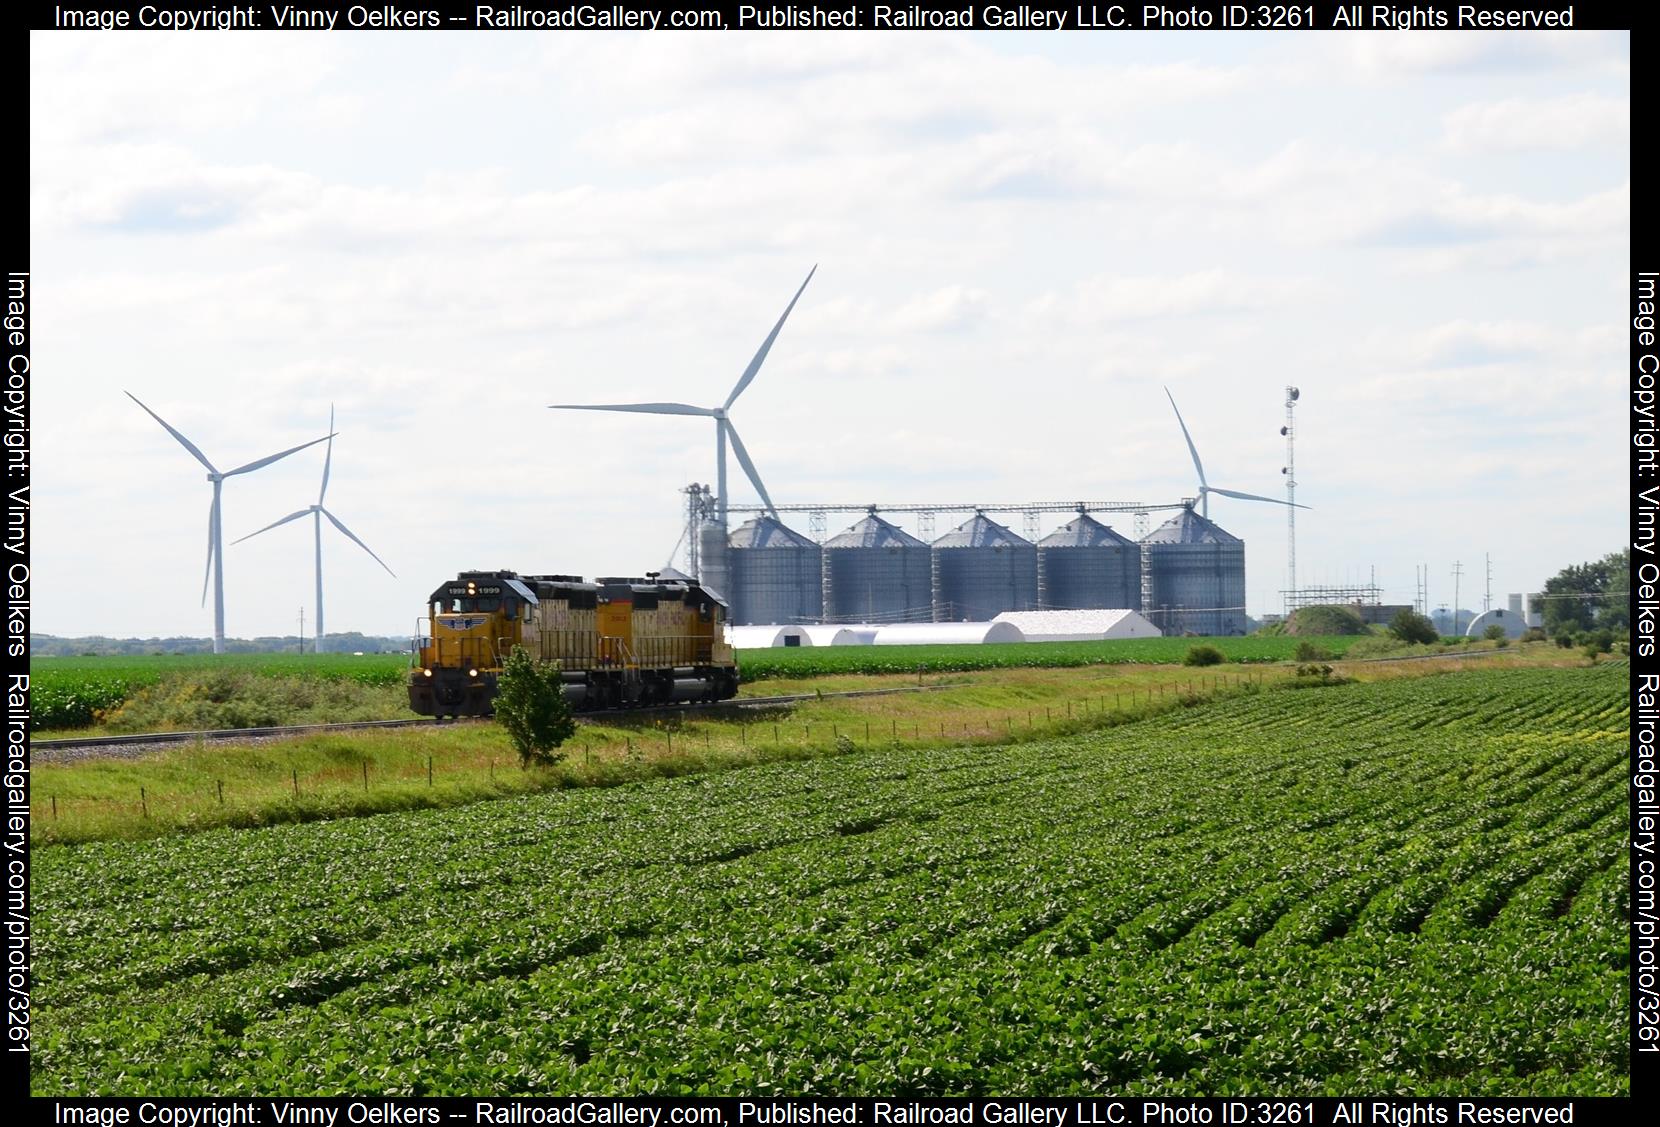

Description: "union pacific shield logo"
439 616 488 631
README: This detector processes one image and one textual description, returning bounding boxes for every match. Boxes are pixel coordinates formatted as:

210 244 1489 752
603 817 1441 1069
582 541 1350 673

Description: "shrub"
1554 632 1577 649
1388 609 1439 646
1293 641 1332 662
1584 629 1614 654
1522 628 1546 643
1483 625 1507 642
1183 644 1225 667
495 647 576 768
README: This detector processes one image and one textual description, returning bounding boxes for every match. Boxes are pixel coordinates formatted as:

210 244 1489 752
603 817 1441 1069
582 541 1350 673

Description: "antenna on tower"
1282 385 1299 616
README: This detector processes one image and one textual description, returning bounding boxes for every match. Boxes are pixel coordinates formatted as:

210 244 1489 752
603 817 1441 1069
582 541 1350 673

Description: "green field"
31 663 1627 1095
733 634 1370 679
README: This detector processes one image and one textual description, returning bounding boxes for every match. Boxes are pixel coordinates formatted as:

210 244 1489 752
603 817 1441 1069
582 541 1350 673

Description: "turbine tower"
549 266 817 525
1165 387 1307 519
126 391 336 654
233 406 395 654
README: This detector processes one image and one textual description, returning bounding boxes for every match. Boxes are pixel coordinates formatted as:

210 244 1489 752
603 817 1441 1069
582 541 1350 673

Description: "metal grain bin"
930 513 1038 622
1037 512 1141 611
727 516 822 626
1140 508 1246 637
821 513 933 624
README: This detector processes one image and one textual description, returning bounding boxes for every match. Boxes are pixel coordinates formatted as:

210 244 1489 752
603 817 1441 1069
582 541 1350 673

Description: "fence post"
427 756 433 786
216 780 223 806
363 761 370 791
51 795 57 819
140 787 148 818
292 769 299 796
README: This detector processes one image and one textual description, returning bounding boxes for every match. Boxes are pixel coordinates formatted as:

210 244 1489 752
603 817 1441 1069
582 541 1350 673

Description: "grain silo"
930 513 1038 622
820 513 933 624
1140 508 1246 636
1037 512 1141 611
727 516 822 626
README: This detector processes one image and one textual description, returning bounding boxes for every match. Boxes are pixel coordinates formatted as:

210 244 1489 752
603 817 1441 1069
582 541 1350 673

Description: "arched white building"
871 621 1025 645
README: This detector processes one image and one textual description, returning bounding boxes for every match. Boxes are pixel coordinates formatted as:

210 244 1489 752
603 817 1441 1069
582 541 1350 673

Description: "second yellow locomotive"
409 570 738 717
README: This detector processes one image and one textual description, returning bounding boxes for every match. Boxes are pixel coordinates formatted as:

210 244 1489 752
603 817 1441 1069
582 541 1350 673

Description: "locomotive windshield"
434 596 507 614
434 580 512 615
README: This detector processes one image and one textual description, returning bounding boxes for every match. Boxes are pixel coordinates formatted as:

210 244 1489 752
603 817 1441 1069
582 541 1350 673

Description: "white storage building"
992 608 1162 642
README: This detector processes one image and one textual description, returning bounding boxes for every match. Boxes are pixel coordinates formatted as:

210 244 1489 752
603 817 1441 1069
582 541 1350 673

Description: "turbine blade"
223 432 336 477
723 420 777 518
1207 486 1310 509
321 509 396 577
725 265 817 410
1165 387 1206 489
318 405 335 505
231 508 312 545
202 496 218 607
548 402 715 416
126 391 218 474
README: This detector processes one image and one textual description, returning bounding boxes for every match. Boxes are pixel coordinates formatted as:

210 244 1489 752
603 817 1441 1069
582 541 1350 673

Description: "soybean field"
30 664 1628 1095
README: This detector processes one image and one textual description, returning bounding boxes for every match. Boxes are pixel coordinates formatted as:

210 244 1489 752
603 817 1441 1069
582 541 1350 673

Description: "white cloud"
1442 92 1630 151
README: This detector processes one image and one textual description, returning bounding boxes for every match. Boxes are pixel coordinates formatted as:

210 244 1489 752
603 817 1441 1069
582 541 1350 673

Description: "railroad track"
30 684 957 756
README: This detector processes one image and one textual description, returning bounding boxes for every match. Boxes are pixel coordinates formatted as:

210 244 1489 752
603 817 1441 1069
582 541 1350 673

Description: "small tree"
495 646 576 768
1388 609 1439 645
1483 624 1507 642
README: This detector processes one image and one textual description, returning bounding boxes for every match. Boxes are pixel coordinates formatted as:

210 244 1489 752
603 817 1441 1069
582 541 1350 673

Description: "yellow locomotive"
409 570 738 717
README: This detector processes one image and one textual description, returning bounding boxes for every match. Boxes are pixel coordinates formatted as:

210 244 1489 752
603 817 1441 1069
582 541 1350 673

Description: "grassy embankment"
31 640 1567 846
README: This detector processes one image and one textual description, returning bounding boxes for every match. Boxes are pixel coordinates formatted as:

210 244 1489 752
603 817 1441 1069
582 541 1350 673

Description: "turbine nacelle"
548 265 816 526
233 404 394 654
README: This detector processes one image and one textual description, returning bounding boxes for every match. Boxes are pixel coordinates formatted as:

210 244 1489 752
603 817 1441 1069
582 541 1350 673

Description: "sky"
29 27 1630 641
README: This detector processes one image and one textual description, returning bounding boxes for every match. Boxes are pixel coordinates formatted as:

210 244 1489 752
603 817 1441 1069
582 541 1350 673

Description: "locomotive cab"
410 572 537 717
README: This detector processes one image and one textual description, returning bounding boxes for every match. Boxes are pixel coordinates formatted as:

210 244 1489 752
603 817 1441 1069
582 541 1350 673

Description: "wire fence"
34 670 1284 828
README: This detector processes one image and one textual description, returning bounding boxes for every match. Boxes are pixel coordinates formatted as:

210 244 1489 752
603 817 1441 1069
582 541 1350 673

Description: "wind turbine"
1165 387 1308 520
549 266 817 524
126 391 336 654
233 406 395 654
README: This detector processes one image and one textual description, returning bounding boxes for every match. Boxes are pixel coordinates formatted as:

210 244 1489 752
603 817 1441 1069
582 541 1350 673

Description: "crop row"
31 664 1628 1095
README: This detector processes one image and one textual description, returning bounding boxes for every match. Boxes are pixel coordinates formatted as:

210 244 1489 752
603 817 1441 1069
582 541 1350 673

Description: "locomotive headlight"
422 668 433 678
468 668 479 678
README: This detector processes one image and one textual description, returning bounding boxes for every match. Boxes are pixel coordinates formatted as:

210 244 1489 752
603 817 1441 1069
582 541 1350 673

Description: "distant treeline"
31 633 413 657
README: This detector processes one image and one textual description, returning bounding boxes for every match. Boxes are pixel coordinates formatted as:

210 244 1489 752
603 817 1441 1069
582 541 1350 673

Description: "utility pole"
298 607 305 654
1484 553 1492 613
1451 561 1464 636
